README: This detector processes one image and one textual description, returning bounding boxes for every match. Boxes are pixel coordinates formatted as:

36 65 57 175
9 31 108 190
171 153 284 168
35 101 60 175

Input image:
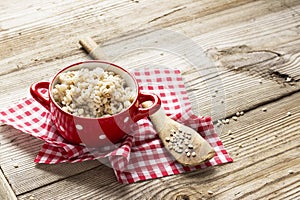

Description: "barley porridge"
52 67 136 118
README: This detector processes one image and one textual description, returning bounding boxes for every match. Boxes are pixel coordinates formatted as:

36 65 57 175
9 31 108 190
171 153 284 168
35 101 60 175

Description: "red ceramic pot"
30 60 161 147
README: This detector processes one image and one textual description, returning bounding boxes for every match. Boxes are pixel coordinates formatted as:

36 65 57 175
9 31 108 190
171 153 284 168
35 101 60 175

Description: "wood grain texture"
0 168 17 200
0 0 299 199
0 125 102 195
16 91 300 200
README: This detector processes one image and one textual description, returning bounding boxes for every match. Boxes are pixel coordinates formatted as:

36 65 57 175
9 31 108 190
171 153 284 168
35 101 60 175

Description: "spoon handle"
141 101 168 131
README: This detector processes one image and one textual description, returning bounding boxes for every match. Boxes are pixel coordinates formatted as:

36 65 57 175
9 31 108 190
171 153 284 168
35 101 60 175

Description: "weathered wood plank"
17 88 300 200
0 0 299 78
91 29 300 120
1 0 299 114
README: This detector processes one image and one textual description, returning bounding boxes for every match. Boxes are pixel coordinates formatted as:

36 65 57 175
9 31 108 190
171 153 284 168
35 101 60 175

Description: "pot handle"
132 92 161 122
30 81 50 111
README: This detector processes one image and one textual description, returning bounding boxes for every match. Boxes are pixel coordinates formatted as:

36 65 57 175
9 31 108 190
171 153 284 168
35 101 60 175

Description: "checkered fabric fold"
0 68 233 183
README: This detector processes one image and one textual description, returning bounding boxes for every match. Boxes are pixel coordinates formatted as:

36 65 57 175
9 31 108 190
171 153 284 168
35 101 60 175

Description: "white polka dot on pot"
124 117 129 123
75 124 83 130
59 125 65 132
99 135 107 140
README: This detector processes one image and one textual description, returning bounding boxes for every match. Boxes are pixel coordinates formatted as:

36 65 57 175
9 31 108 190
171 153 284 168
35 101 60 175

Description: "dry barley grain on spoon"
142 101 215 166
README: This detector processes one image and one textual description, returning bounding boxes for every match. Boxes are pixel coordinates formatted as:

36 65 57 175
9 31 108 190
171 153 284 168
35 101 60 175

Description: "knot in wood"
175 194 190 200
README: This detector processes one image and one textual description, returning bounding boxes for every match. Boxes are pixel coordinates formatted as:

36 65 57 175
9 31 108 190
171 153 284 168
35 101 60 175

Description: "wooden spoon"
142 101 215 166
79 37 216 166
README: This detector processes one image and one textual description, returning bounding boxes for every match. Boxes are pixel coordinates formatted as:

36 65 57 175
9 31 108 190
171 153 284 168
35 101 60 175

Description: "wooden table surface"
1 0 299 199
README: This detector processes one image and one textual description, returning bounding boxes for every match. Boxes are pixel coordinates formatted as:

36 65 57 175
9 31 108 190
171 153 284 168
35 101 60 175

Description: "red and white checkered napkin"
0 68 233 183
